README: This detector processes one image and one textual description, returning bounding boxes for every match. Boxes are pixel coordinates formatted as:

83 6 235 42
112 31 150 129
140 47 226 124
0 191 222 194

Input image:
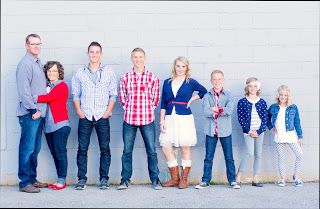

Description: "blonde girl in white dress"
159 56 207 189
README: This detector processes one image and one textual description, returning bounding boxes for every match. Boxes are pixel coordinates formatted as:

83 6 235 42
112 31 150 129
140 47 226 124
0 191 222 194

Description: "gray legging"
238 133 264 175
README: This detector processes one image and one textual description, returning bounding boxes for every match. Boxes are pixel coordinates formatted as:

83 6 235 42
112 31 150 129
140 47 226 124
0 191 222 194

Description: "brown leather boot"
178 166 190 189
162 166 180 187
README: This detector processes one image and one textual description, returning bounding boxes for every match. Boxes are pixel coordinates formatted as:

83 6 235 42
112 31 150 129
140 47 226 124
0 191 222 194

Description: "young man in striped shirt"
72 41 117 190
118 48 162 190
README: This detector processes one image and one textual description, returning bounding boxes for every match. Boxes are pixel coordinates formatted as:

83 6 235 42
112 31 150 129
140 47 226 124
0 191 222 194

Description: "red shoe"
53 183 66 190
48 183 56 189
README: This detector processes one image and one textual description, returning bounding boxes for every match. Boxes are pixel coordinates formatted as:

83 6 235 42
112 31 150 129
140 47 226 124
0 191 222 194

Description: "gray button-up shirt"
16 52 47 117
202 89 234 137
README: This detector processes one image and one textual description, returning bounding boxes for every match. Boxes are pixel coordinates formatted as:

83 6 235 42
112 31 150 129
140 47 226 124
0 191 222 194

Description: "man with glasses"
16 34 48 193
72 41 117 190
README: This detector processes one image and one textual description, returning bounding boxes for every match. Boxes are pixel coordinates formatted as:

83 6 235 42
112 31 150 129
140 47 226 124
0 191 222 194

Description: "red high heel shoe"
53 183 67 190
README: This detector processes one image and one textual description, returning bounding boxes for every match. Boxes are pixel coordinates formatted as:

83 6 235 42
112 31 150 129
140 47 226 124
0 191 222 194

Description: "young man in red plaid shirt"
118 48 162 190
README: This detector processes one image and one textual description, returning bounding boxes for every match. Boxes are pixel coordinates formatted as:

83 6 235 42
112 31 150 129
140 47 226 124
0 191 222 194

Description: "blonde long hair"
244 77 261 96
276 85 293 106
170 56 191 82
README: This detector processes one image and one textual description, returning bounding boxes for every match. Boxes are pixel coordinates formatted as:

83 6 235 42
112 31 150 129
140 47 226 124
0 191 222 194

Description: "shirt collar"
85 63 106 73
49 80 62 87
132 66 147 75
26 52 40 63
246 96 260 104
210 88 224 95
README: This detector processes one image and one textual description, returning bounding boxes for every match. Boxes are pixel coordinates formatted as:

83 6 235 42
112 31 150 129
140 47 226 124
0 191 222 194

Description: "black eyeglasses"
28 43 42 46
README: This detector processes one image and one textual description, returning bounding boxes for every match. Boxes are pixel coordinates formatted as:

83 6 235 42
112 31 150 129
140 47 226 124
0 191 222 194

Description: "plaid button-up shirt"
72 64 117 121
119 68 160 126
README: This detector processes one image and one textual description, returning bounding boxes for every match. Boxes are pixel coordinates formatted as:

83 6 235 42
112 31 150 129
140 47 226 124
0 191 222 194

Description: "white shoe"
230 182 240 189
276 180 286 187
195 182 209 189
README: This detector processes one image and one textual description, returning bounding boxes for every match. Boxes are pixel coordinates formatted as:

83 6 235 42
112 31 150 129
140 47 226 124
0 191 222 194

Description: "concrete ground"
0 182 319 208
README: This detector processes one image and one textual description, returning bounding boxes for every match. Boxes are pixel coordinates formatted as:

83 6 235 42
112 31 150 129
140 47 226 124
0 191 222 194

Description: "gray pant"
238 133 264 175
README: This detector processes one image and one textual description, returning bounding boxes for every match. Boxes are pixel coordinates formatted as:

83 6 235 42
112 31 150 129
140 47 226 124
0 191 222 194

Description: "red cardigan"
37 81 69 123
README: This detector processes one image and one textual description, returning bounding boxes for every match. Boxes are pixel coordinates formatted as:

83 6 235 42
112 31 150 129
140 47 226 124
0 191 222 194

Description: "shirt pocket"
288 109 296 125
99 78 111 88
127 81 138 95
288 108 296 118
137 82 151 97
81 76 93 89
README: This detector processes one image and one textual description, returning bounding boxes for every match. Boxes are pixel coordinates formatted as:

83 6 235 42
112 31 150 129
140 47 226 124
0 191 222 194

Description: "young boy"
195 69 240 189
118 48 162 190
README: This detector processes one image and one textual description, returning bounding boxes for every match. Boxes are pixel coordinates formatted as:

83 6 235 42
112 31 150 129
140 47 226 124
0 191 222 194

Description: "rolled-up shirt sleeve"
108 71 118 102
151 77 160 109
118 76 127 107
72 73 81 101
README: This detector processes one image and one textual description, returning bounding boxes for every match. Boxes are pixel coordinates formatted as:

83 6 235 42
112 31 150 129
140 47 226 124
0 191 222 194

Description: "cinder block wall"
1 1 319 185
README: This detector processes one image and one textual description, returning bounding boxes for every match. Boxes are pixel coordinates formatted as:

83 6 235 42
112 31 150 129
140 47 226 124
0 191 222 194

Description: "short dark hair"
25 34 41 44
88 41 102 52
43 61 65 80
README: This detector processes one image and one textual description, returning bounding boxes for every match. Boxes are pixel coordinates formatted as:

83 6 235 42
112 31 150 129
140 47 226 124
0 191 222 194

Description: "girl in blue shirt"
236 77 268 187
159 56 207 189
268 85 303 187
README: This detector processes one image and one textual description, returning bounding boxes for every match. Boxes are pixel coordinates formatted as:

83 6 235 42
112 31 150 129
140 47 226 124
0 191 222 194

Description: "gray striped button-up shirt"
16 52 47 117
202 89 234 138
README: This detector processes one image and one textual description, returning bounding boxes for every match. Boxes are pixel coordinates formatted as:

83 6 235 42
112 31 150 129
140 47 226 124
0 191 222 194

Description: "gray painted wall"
1 1 319 185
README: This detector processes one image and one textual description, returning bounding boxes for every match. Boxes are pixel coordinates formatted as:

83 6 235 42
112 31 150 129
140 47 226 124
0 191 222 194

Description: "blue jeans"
18 114 44 188
201 135 236 184
77 117 111 181
45 126 71 181
121 121 159 183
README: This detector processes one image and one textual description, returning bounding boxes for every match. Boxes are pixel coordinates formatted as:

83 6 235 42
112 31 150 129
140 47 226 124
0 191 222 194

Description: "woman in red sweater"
33 61 70 190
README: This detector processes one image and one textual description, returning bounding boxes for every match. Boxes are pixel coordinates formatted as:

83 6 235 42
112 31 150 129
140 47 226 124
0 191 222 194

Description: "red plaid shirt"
213 89 224 135
119 68 160 126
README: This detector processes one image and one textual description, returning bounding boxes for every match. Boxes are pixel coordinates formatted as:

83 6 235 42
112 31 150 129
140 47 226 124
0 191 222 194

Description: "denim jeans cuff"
57 178 66 184
202 178 210 184
100 177 109 181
